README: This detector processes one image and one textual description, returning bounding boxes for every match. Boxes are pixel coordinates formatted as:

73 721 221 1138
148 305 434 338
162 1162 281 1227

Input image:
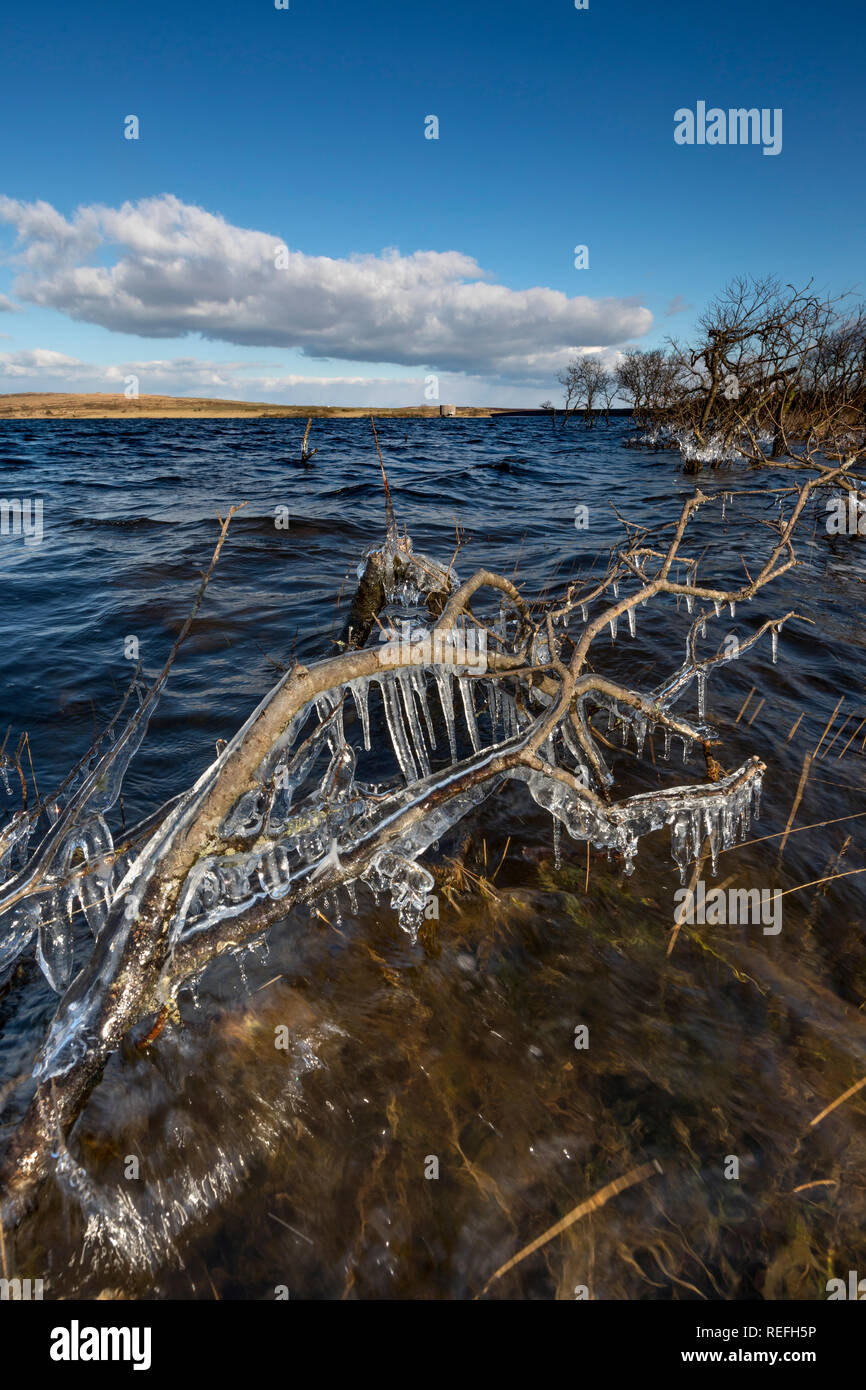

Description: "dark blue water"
1 416 864 1299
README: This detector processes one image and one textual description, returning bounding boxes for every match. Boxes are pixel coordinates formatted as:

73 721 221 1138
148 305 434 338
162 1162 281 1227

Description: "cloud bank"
0 194 651 379
0 350 580 407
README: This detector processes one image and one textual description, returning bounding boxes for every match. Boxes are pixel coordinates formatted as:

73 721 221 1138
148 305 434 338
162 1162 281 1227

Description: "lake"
0 414 864 1299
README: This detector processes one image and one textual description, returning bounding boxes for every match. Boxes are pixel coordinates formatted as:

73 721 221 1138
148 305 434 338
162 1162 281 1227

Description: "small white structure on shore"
440 404 457 417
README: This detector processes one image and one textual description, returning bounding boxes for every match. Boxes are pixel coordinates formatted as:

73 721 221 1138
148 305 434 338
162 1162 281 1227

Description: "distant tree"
615 348 680 427
555 361 583 429
556 356 609 428
600 371 618 426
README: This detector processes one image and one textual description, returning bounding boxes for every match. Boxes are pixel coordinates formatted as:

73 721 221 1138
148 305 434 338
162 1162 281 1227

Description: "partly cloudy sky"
0 192 651 400
0 0 861 405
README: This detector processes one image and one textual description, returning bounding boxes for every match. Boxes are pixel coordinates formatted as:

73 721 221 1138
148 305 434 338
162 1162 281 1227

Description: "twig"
810 1076 866 1128
475 1160 663 1298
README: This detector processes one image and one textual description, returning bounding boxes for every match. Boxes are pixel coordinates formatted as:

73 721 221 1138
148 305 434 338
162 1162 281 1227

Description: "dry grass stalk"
476 1159 663 1298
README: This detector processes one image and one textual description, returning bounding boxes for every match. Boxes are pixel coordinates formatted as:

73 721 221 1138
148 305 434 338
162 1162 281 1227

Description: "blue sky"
0 0 863 405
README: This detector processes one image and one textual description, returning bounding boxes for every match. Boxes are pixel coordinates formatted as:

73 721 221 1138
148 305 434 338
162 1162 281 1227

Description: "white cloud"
0 294 22 312
0 194 652 377
0 348 84 376
0 349 579 406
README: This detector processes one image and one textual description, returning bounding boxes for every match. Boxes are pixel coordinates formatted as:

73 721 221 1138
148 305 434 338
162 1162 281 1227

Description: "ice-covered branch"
0 488 808 1229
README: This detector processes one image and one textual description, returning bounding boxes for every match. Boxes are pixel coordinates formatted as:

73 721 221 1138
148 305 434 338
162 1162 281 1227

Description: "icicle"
487 677 502 741
36 890 74 993
580 603 588 622
0 900 40 975
258 845 292 900
771 629 778 664
434 670 458 761
697 672 706 721
703 806 720 876
458 677 481 753
608 613 619 641
362 851 434 942
621 838 638 876
0 812 32 881
552 815 562 869
76 869 113 939
751 774 763 821
688 806 702 862
350 679 372 751
410 671 437 750
500 690 518 740
377 675 419 783
396 672 431 778
633 714 648 758
663 728 672 760
627 607 636 638
713 600 722 618
729 601 736 618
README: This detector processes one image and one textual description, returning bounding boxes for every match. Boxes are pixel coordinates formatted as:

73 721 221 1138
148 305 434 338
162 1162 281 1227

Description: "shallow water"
0 415 864 1299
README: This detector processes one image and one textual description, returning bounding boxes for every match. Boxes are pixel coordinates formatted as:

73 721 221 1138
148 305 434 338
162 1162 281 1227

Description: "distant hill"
0 393 508 419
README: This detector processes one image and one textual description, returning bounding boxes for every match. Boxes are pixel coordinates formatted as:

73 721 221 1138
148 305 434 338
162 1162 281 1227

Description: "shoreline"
0 393 500 420
0 393 635 421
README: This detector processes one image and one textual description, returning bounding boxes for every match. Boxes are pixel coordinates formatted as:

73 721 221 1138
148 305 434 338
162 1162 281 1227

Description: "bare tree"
615 348 680 429
613 277 866 480
600 371 618 426
555 360 583 428
557 355 609 428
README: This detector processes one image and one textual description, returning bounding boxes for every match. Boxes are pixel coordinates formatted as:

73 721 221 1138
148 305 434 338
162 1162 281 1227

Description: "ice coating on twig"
0 508 783 1089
